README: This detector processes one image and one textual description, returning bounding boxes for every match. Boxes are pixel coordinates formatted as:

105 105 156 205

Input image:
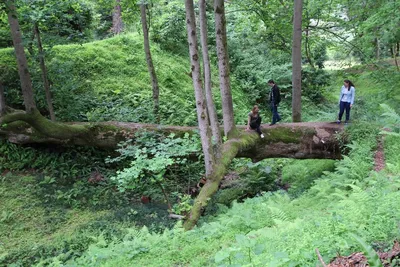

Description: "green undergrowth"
281 158 336 197
0 33 250 125
34 121 400 266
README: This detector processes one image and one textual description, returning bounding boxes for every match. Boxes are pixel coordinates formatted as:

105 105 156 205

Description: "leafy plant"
108 131 201 210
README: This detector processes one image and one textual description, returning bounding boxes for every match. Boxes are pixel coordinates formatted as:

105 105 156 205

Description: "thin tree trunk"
158 182 172 212
0 81 6 116
305 26 314 69
214 0 236 138
291 0 303 122
184 0 215 177
112 0 123 34
34 23 56 121
140 4 160 122
375 38 380 60
394 45 400 72
6 0 36 113
199 0 222 157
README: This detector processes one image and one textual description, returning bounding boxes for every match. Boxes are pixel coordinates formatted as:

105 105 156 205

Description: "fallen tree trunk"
0 110 344 230
0 111 343 160
183 122 342 229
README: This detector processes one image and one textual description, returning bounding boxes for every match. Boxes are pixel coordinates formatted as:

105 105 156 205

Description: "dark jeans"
270 103 281 124
338 101 351 122
250 116 262 135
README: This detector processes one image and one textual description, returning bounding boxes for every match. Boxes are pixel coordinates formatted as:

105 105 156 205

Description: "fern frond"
269 206 289 222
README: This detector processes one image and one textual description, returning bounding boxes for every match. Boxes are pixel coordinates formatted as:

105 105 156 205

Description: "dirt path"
374 136 386 172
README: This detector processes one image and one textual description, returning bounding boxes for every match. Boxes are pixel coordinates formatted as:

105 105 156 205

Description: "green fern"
380 103 400 135
269 206 290 222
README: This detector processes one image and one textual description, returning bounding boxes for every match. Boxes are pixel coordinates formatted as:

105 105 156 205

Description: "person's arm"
273 86 278 105
339 87 343 105
350 87 355 106
247 114 251 130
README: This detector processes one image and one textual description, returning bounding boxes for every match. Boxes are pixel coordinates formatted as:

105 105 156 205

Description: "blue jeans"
338 101 351 122
270 103 281 124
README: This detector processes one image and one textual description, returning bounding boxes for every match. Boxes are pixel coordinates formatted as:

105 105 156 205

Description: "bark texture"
34 24 56 121
6 0 36 112
112 0 123 34
185 0 215 177
291 0 303 122
0 82 6 116
199 0 222 157
183 132 259 230
0 112 343 159
214 0 236 137
140 4 160 121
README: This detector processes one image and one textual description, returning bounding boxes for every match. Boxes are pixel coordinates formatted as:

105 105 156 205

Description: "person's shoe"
344 120 349 125
269 123 275 126
260 134 265 138
336 120 341 124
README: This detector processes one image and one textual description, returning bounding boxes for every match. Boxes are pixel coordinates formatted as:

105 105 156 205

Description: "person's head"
344 79 355 91
252 105 259 114
267 79 275 87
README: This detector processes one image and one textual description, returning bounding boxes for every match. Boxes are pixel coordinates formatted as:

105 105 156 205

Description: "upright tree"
140 2 160 121
199 0 222 155
184 0 215 177
214 0 236 137
112 0 123 34
34 23 56 121
291 0 303 122
6 0 36 112
0 81 6 115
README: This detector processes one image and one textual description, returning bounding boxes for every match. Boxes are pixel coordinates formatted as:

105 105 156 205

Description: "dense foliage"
0 0 400 266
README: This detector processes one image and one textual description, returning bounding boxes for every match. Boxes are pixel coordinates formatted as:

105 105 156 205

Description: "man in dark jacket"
268 79 281 125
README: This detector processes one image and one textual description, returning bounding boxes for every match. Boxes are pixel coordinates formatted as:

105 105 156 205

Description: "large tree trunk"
199 0 222 157
140 4 160 122
6 0 36 113
291 0 303 122
112 0 123 34
0 111 343 159
214 0 236 138
185 0 215 177
34 23 56 121
0 82 6 116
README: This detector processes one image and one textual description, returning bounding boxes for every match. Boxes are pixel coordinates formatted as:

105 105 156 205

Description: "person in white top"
337 79 355 124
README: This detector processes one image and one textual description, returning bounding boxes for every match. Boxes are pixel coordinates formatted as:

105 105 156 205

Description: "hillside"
0 33 250 125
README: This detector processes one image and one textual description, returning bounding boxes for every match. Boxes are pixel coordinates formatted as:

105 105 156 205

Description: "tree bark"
199 0 222 157
0 82 6 116
185 0 215 177
291 0 303 122
34 23 56 121
183 133 259 230
112 0 123 34
140 4 160 122
214 0 236 138
6 0 36 113
0 113 343 160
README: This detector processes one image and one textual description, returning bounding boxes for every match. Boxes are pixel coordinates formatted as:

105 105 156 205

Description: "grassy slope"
0 34 250 125
0 174 112 264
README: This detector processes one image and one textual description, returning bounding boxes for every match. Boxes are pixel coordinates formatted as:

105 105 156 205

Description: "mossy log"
0 110 344 230
1 110 343 160
182 122 343 230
